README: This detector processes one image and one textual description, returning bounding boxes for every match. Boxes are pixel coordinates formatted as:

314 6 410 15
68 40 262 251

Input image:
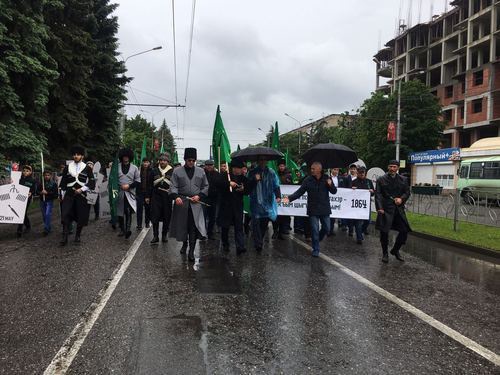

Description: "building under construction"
374 0 500 148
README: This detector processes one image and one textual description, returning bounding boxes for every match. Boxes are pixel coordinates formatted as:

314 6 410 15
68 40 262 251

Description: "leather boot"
60 225 69 246
125 211 132 239
118 217 125 237
161 230 168 243
180 241 188 254
74 226 82 243
390 243 405 262
188 241 196 262
150 223 159 244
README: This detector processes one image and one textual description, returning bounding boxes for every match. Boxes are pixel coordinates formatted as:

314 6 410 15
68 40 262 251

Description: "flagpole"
40 151 45 202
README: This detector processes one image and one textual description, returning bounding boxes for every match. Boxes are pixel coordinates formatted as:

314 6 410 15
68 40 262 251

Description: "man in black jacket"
351 166 375 244
137 158 153 230
215 159 256 255
149 154 173 244
375 160 412 263
283 162 337 257
38 170 59 235
203 160 219 239
17 165 36 237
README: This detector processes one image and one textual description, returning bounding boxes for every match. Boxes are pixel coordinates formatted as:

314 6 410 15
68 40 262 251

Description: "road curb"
409 231 500 260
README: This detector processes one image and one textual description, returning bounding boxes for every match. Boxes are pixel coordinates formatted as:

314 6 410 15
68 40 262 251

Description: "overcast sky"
115 0 450 159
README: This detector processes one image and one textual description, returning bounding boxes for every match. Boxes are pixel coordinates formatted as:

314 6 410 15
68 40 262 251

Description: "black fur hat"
184 148 197 160
70 145 85 156
118 148 134 161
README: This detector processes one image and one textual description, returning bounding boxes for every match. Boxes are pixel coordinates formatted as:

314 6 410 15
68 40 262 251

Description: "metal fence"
404 189 500 228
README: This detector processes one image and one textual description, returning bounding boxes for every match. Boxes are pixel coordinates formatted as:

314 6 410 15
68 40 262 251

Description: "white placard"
10 171 21 185
278 185 371 220
0 184 30 224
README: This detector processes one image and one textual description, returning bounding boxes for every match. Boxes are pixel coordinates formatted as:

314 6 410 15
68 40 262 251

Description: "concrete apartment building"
282 113 355 136
374 0 500 149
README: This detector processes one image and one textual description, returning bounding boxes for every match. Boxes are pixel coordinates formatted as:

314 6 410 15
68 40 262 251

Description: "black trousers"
17 201 31 233
119 199 133 232
380 211 408 253
187 207 201 249
151 192 172 235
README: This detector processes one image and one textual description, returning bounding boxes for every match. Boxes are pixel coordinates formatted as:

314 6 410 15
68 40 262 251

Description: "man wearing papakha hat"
149 153 173 244
214 158 257 255
117 148 141 239
169 147 209 262
375 160 412 263
59 145 96 245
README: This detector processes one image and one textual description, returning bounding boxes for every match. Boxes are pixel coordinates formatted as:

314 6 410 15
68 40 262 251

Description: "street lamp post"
257 127 270 147
120 46 163 142
395 79 401 162
284 113 313 155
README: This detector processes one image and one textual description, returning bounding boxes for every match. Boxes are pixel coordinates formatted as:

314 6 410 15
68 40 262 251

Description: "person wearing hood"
59 145 96 245
117 148 141 239
169 148 209 262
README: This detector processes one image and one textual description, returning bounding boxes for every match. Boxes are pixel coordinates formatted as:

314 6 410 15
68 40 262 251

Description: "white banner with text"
278 185 371 220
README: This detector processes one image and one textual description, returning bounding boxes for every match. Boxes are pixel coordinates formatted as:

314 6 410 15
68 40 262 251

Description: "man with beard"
169 148 209 262
215 159 256 255
59 145 95 245
149 154 173 244
137 157 153 230
117 148 141 239
203 159 219 239
375 160 412 263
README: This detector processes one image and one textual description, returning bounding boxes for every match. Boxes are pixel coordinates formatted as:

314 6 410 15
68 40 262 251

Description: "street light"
284 113 313 155
257 127 270 147
119 46 163 141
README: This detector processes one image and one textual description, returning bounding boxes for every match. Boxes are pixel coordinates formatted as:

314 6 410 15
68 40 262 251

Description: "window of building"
472 99 482 113
436 174 455 187
443 110 452 122
445 85 453 98
459 106 464 119
473 70 483 85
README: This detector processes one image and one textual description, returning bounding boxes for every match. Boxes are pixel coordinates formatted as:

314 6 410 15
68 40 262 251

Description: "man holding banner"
283 162 337 257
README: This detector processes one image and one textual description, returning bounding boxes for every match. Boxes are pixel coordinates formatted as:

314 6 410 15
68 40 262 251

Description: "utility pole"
396 79 402 161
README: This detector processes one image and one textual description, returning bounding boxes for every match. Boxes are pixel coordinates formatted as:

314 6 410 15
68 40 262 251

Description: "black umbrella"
302 143 358 168
231 146 284 162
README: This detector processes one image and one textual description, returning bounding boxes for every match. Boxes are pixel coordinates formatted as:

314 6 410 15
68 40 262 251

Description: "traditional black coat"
149 165 174 223
169 165 209 241
215 172 256 228
60 161 96 226
375 173 412 233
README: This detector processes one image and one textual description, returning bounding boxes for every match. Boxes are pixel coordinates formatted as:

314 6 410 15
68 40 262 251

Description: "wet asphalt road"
1 215 499 374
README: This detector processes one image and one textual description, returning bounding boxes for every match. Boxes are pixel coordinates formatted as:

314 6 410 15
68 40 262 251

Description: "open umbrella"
231 146 284 162
302 143 357 168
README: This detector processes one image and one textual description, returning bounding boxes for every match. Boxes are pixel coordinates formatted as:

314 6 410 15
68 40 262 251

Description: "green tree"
349 80 444 168
85 0 129 162
44 0 95 162
155 119 175 158
0 1 58 165
123 114 154 155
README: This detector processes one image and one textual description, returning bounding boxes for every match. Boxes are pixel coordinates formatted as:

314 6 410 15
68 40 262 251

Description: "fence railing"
404 189 500 228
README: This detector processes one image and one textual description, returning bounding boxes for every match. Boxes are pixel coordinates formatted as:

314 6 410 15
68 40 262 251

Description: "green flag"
237 144 241 151
108 155 120 220
140 137 147 163
212 105 231 169
285 149 302 183
173 150 179 164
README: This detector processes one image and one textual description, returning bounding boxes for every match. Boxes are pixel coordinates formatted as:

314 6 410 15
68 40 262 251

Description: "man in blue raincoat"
247 157 281 252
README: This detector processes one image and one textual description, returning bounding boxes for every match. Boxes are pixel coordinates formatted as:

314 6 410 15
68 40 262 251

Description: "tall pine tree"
85 0 129 162
0 0 58 164
44 0 95 162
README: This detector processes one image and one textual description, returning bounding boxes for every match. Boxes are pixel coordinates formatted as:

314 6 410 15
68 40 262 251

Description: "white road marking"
290 235 500 367
43 228 150 375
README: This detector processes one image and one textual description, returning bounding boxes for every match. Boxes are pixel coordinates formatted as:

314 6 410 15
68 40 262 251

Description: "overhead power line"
171 0 179 136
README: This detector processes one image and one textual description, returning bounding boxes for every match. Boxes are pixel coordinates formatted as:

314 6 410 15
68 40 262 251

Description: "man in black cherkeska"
59 145 96 245
215 159 256 255
149 154 174 244
203 159 219 239
17 165 36 237
137 157 153 230
375 160 412 263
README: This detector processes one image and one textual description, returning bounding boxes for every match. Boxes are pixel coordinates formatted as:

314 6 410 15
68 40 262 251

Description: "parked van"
458 137 500 202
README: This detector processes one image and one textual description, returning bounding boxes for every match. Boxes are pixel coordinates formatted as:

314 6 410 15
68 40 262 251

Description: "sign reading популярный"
409 148 460 164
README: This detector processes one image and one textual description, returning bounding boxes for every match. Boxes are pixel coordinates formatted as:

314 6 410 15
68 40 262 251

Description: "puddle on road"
404 235 500 295
195 255 241 295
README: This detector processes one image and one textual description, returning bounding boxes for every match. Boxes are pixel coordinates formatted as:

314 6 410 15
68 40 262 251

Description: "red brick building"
374 0 500 148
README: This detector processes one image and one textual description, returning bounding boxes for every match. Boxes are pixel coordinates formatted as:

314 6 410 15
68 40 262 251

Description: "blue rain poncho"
247 166 280 221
